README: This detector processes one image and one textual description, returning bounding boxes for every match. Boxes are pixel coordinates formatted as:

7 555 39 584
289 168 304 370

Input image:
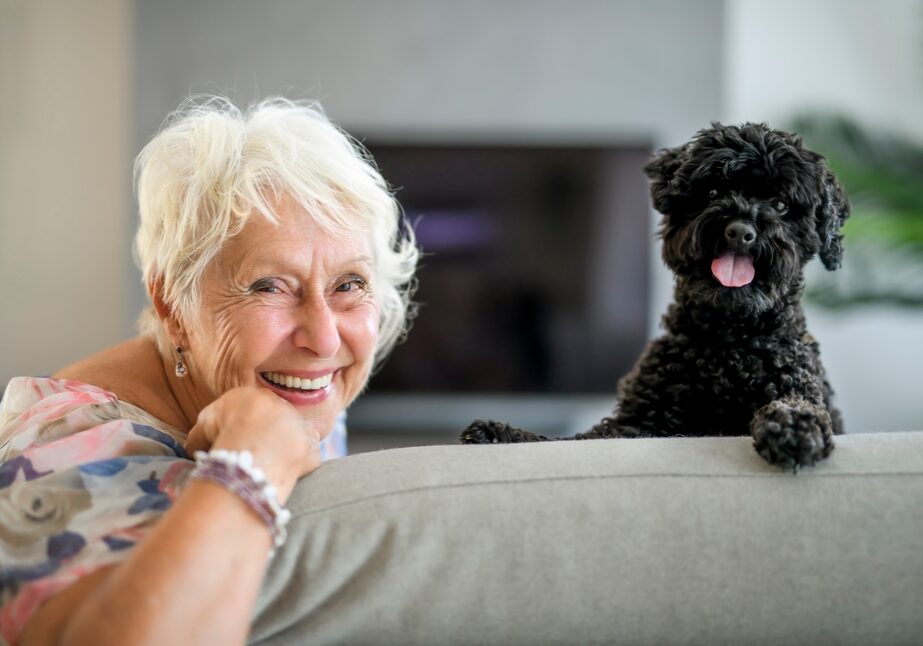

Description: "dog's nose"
725 221 757 250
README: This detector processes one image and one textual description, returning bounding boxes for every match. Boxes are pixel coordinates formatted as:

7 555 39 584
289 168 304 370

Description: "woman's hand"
185 386 321 502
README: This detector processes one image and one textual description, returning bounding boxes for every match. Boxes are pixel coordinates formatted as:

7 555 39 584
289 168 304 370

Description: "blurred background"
1 0 921 452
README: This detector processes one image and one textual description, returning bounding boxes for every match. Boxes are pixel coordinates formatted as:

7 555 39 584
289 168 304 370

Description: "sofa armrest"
250 432 923 645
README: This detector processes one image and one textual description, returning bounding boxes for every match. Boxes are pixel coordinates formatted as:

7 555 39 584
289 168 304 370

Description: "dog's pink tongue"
711 252 755 287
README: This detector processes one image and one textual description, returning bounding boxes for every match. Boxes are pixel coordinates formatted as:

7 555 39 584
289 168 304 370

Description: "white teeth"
263 372 333 391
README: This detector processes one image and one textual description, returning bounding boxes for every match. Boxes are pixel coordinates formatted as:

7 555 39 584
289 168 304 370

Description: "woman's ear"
149 276 188 348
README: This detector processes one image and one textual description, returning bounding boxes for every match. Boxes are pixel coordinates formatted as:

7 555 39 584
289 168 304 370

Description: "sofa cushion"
250 432 923 645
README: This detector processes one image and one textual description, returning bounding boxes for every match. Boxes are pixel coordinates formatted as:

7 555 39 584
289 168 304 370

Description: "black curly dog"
461 123 848 471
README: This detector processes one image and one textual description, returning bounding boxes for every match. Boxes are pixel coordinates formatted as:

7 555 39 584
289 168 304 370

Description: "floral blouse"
0 377 346 645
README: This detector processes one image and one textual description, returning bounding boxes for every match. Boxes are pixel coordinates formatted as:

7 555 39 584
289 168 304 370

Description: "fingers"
183 398 219 455
181 386 324 491
183 424 210 456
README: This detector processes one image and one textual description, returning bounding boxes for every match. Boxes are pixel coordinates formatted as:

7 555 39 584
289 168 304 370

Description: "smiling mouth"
261 371 333 392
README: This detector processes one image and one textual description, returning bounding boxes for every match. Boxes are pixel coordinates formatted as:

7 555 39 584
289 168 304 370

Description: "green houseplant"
790 114 923 308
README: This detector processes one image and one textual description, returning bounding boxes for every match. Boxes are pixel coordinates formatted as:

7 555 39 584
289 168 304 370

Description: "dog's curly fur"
461 123 849 471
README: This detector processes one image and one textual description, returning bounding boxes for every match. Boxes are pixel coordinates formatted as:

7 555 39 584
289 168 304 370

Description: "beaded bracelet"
189 449 292 554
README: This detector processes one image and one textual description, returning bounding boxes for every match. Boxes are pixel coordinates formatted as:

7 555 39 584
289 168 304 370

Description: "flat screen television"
349 141 654 437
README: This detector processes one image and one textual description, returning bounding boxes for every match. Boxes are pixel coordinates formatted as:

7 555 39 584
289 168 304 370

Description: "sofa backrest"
251 432 923 645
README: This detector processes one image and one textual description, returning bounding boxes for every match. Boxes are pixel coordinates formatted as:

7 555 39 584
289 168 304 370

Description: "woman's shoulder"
1 376 118 432
1 375 186 459
49 337 185 431
52 337 154 391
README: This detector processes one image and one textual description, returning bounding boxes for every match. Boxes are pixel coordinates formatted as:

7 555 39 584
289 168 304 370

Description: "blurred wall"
725 0 923 144
134 0 723 142
0 0 132 385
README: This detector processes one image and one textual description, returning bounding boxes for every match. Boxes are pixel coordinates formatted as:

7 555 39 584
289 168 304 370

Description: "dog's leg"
751 399 835 471
460 419 551 444
573 416 651 440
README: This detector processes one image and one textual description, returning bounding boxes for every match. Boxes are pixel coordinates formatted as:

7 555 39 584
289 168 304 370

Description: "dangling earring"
175 346 188 378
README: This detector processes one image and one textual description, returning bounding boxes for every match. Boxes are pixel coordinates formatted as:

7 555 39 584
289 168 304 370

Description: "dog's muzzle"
712 221 757 288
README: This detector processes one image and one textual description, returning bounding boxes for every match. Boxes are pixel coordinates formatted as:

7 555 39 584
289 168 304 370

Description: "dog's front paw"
460 419 518 444
751 401 835 472
460 420 545 444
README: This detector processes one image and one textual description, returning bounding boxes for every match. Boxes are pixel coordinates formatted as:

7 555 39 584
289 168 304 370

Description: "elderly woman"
0 97 418 644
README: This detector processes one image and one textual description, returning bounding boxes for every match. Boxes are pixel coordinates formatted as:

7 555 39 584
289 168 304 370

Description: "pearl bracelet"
189 449 292 554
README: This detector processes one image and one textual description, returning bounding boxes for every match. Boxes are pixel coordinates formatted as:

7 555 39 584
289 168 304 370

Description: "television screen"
362 142 654 396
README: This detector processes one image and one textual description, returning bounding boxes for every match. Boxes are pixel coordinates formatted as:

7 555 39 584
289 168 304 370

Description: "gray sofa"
249 432 923 645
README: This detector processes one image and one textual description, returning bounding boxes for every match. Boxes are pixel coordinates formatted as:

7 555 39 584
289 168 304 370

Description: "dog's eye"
774 200 789 214
708 189 719 199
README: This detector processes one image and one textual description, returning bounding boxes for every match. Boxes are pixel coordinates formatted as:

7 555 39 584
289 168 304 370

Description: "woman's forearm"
23 481 275 645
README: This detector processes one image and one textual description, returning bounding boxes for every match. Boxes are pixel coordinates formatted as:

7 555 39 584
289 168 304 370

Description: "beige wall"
0 0 132 385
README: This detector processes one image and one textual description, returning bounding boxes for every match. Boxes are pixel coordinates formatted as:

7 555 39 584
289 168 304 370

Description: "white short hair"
134 96 419 367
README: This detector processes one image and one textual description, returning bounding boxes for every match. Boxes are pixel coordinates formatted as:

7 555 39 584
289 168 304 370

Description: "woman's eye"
250 279 281 294
708 189 719 199
775 200 789 214
336 277 368 293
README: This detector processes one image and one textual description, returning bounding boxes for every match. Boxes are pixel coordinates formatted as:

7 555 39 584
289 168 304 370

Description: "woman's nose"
293 299 341 358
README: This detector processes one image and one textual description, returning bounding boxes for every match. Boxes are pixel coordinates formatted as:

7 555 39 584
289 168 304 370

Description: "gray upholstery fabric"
250 432 923 645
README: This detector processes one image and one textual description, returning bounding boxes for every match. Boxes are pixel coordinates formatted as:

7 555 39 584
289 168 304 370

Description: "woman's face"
180 195 379 437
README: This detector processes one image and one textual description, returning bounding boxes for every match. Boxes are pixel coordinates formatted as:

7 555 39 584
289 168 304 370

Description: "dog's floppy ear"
644 145 686 214
815 164 850 270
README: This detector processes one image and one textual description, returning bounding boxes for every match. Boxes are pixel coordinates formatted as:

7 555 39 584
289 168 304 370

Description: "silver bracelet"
190 449 292 554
